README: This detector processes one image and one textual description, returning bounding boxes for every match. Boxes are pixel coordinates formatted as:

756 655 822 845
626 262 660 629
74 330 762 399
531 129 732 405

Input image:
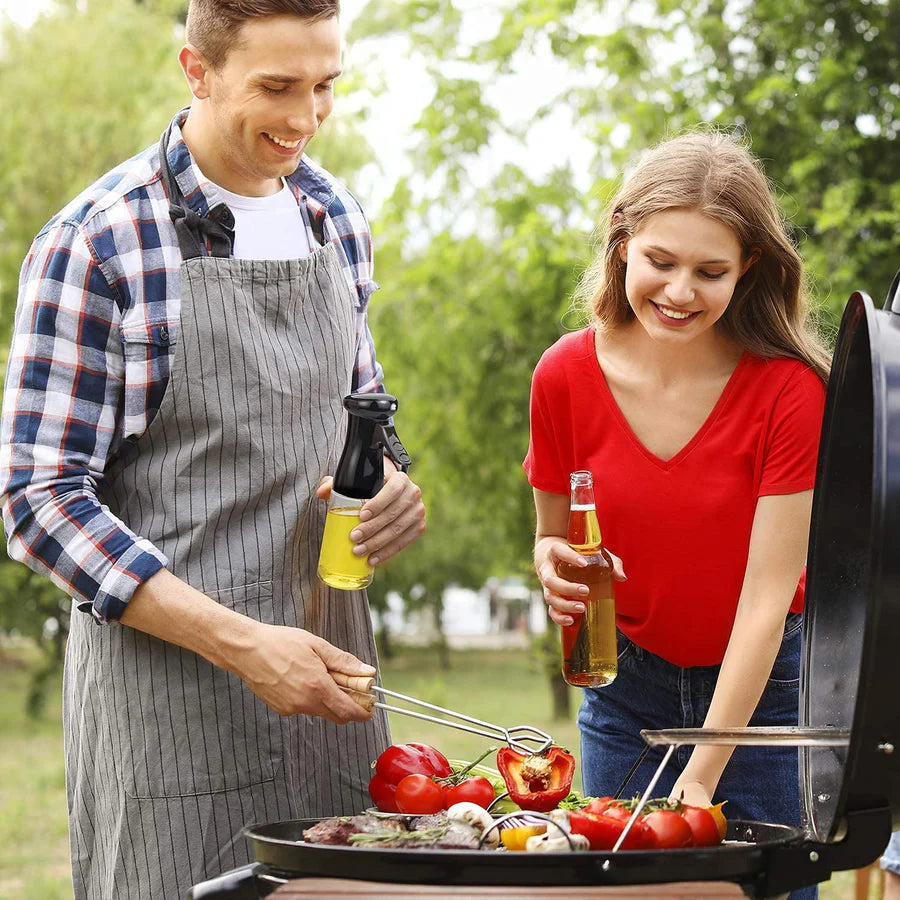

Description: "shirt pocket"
121 319 177 356
120 319 178 430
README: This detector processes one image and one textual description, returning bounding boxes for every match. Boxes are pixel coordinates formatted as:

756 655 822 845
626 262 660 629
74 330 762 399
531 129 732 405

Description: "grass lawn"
0 642 870 898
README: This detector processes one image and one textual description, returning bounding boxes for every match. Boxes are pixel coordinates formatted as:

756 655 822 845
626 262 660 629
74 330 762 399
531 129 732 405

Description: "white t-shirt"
210 177 312 261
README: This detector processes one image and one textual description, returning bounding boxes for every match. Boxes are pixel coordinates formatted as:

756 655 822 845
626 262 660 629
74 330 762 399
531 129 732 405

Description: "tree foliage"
352 0 898 317
0 0 187 346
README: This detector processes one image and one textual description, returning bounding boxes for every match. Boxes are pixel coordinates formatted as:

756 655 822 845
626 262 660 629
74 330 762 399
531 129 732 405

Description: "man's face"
196 15 342 196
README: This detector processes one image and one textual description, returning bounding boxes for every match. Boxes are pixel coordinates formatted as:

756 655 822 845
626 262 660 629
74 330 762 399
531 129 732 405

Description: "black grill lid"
801 274 900 841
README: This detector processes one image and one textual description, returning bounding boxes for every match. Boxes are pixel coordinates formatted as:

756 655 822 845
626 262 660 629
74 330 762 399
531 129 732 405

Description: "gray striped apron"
62 148 390 899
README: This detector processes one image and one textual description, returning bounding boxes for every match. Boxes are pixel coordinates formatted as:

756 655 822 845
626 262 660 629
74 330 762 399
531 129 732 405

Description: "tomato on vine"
445 776 495 809
394 773 445 814
642 809 693 848
681 805 722 847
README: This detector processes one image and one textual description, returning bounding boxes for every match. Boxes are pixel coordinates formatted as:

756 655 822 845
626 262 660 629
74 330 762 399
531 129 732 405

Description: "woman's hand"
532 487 625 626
670 776 713 809
534 536 626 626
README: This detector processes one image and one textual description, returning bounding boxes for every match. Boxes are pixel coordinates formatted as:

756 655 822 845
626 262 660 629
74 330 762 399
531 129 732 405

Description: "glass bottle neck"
567 477 603 553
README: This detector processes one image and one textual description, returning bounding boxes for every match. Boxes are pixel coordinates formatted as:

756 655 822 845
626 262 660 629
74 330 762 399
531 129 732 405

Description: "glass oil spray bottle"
317 393 410 590
557 470 618 686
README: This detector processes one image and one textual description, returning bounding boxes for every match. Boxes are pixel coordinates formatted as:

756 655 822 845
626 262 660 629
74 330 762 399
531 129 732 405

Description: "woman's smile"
649 300 701 325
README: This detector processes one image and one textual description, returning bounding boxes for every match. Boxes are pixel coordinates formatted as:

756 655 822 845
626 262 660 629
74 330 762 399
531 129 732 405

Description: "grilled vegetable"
446 802 499 847
369 743 452 812
499 823 547 851
496 746 576 812
525 831 590 852
447 758 519 813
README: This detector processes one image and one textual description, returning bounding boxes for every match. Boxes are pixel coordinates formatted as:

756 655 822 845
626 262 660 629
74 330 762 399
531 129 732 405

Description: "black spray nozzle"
333 393 411 498
343 392 398 421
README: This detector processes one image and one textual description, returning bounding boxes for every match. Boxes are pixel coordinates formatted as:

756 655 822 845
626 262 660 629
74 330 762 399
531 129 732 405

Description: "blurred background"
0 0 897 896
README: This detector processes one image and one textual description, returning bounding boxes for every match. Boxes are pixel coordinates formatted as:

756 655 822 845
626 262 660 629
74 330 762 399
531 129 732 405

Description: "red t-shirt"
524 327 826 667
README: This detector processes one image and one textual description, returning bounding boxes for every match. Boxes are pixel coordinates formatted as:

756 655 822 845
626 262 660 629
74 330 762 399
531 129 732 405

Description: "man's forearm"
118 568 376 723
119 568 257 674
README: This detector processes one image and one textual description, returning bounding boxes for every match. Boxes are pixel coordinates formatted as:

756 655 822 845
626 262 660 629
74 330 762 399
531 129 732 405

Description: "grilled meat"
302 814 404 846
302 811 483 850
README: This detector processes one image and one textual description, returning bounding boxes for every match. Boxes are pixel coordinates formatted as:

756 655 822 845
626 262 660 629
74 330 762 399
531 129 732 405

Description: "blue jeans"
578 613 816 900
882 831 900 874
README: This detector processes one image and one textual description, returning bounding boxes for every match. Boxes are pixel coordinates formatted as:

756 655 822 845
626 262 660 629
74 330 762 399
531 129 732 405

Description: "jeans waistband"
621 611 803 670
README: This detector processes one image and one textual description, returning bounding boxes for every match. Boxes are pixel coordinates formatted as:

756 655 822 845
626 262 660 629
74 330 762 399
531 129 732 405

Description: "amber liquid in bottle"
558 472 617 687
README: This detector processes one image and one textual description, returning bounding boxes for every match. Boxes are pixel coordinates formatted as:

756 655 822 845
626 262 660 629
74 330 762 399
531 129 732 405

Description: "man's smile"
264 132 303 150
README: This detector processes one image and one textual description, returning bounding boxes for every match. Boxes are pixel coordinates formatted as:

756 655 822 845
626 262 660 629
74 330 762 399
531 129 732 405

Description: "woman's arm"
671 489 814 807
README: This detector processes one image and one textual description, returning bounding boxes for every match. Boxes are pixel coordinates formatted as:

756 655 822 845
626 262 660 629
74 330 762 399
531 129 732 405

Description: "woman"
525 130 829 897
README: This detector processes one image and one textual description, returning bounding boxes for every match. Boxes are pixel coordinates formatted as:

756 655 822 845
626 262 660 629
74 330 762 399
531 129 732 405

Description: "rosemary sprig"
348 826 449 846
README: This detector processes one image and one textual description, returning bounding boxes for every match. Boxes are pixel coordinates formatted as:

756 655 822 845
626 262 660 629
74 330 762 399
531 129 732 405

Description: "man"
0 1 425 897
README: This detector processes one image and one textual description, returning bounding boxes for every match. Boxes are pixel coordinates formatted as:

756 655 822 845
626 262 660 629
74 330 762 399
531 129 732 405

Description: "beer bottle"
557 470 618 686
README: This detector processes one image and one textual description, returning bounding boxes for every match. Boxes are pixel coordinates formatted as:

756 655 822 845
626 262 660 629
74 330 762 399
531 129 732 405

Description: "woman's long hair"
575 130 831 382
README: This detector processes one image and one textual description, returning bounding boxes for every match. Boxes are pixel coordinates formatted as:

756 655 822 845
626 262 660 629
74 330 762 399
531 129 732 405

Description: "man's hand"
317 466 426 566
233 623 376 723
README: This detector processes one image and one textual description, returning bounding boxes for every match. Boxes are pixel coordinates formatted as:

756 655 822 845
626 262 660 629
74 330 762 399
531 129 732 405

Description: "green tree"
353 0 898 318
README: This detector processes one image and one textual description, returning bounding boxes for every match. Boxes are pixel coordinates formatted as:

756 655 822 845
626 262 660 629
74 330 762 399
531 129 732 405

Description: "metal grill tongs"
332 672 554 755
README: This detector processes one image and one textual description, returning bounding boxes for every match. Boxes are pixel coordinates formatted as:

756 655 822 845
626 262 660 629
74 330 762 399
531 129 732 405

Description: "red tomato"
407 742 453 777
584 796 615 815
643 809 694 848
681 805 722 847
395 773 446 814
568 811 654 850
445 776 495 809
367 774 400 813
598 803 632 823
374 744 441 785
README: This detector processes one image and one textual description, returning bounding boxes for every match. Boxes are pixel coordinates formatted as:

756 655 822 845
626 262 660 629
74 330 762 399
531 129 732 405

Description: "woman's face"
618 208 753 344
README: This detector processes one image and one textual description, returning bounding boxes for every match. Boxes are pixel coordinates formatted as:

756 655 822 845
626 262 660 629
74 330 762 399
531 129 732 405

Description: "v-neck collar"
586 327 749 470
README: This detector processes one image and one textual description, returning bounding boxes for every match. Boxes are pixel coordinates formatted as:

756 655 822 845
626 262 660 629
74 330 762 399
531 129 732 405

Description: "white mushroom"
525 831 590 852
446 802 499 847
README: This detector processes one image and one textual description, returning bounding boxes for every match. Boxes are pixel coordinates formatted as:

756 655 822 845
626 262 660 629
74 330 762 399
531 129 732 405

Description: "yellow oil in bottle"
317 506 373 590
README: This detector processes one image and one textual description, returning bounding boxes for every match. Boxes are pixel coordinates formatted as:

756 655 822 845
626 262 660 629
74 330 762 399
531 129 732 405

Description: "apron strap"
158 122 235 260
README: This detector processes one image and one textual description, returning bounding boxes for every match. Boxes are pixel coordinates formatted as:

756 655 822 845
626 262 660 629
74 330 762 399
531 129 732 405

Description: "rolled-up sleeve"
0 221 167 621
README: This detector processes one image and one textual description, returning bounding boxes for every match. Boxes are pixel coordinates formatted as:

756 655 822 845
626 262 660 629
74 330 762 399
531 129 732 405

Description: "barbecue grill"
188 279 900 900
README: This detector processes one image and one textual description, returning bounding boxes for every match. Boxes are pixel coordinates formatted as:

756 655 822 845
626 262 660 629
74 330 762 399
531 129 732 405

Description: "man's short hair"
186 0 340 69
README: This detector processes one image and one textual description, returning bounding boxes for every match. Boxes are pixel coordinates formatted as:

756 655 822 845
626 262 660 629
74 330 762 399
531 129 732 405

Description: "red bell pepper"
496 746 576 812
368 743 452 812
568 809 656 850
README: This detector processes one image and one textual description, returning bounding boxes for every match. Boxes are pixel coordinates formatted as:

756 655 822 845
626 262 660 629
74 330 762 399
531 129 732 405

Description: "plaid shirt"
0 109 384 621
